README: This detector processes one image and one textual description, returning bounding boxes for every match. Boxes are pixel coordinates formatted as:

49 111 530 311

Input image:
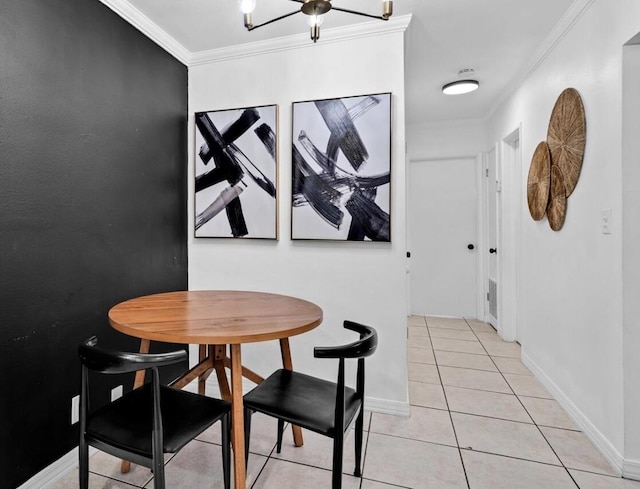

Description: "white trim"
188 15 412 66
623 459 640 481
98 0 190 64
409 153 478 163
497 127 522 343
486 0 596 120
475 152 486 321
365 396 410 417
522 350 623 476
97 2 410 68
481 148 498 326
17 447 98 489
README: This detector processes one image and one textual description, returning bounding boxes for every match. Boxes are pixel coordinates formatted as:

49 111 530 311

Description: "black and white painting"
195 105 278 238
291 93 391 241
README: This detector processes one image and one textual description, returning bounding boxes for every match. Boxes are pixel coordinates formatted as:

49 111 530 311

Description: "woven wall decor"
547 165 567 231
527 141 551 221
546 88 586 197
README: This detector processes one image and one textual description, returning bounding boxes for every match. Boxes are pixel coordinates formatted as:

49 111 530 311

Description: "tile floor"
52 316 640 488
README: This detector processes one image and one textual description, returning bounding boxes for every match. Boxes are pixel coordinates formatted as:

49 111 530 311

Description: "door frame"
498 125 522 342
481 126 522 341
481 146 498 327
474 152 486 321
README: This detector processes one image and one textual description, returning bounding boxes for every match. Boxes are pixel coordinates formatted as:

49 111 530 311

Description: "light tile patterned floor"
52 316 640 488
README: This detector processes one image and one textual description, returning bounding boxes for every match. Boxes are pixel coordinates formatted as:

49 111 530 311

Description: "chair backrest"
78 336 188 470
313 320 378 360
309 320 378 434
79 336 187 374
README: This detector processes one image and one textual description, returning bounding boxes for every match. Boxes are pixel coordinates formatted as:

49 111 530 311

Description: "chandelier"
238 0 394 43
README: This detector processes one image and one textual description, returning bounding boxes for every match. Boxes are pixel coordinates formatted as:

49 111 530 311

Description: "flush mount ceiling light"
239 0 393 43
442 69 480 95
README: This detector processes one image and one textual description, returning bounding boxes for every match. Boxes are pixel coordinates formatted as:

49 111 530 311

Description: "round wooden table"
109 290 323 489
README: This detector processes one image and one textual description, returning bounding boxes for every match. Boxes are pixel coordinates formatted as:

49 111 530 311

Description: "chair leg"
222 413 231 489
354 407 364 477
153 458 165 489
276 419 285 454
78 437 89 489
331 435 344 489
243 409 252 470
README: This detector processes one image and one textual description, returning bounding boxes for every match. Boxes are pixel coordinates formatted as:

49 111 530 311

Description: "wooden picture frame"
194 105 278 239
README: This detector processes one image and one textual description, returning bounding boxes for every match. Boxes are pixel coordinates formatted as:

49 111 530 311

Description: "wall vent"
489 279 498 319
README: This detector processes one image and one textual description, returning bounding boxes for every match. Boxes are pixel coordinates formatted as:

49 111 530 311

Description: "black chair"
243 321 378 489
78 336 231 489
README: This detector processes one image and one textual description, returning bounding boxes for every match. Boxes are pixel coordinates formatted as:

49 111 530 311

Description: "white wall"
485 0 640 472
622 41 640 476
187 23 410 414
407 119 487 161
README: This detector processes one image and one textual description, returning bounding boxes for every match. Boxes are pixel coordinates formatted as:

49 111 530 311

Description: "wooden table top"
108 290 323 345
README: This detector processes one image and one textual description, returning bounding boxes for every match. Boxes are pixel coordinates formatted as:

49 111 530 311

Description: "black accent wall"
0 1 188 487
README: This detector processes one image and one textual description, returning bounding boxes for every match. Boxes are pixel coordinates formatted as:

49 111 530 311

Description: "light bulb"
238 0 256 14
442 80 480 95
307 13 325 27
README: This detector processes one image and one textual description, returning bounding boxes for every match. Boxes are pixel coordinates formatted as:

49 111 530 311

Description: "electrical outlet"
111 385 123 402
71 395 80 424
602 209 612 235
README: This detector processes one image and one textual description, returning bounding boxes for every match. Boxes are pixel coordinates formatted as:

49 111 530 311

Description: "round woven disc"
547 165 567 231
547 88 586 197
527 141 551 221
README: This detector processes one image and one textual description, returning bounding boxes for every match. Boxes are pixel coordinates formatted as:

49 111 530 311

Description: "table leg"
198 344 207 395
230 344 246 489
213 344 232 400
121 339 150 474
279 338 304 447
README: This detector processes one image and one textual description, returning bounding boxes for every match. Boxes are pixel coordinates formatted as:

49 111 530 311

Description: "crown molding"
98 0 191 64
188 14 412 66
486 0 596 120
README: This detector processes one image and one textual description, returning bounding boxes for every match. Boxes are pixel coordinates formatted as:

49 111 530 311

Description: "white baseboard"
623 459 640 481
18 447 98 489
365 396 410 417
521 350 623 476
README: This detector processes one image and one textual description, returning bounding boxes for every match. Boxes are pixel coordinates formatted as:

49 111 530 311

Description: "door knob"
489 248 497 254
467 244 475 250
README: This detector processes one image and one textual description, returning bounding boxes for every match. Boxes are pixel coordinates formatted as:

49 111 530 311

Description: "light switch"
602 209 612 235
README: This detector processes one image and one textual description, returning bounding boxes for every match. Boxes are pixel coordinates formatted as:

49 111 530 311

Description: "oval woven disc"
547 88 586 197
527 141 551 221
547 165 567 231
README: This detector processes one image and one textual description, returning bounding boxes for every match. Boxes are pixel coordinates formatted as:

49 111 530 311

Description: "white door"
409 158 478 317
486 147 499 326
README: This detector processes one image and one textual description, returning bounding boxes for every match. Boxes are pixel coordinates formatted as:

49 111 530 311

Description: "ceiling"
121 0 575 124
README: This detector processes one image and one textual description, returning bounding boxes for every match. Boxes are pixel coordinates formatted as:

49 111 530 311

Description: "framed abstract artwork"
194 104 278 238
291 93 391 241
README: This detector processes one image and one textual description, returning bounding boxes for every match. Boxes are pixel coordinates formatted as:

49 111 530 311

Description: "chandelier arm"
329 6 386 20
247 10 301 31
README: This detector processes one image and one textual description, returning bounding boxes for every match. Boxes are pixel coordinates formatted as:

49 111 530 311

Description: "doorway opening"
483 127 522 343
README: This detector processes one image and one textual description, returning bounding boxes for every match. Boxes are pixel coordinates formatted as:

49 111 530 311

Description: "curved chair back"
79 336 187 374
78 336 230 489
243 320 378 489
314 320 378 359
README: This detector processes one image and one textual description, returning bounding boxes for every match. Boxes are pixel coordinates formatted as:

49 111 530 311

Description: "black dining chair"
78 336 231 489
243 320 378 489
